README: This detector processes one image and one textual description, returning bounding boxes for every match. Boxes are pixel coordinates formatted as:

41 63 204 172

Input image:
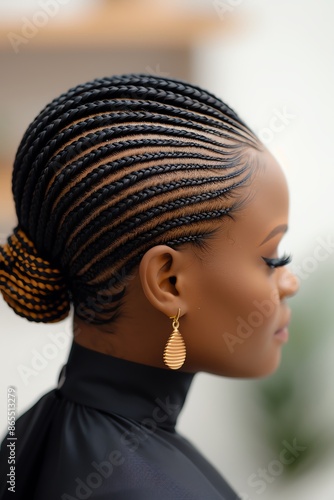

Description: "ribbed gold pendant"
163 330 186 370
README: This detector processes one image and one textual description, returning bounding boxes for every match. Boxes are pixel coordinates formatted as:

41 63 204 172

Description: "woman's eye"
262 254 292 269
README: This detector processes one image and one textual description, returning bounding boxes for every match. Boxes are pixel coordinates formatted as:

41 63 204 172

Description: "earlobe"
139 245 187 317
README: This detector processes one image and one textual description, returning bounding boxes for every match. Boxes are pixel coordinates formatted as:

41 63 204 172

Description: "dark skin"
74 148 299 378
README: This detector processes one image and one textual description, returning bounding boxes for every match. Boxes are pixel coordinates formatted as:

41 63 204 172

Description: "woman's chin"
218 352 283 379
249 353 283 379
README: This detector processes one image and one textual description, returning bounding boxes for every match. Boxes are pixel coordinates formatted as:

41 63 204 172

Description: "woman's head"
0 74 298 376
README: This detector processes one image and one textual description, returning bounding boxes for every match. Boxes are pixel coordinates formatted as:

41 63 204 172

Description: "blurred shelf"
0 1 239 51
0 164 16 235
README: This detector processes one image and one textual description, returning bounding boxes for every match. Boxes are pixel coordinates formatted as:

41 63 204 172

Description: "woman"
0 74 299 499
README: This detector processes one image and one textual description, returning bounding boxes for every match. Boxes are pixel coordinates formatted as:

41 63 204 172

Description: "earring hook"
169 308 181 321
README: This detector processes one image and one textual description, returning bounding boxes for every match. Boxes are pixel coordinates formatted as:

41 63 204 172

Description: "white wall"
193 0 334 252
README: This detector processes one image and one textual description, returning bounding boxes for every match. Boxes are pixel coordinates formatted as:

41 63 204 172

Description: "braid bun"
0 227 70 323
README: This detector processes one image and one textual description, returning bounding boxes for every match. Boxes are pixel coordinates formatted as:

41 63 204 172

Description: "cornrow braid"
1 74 262 324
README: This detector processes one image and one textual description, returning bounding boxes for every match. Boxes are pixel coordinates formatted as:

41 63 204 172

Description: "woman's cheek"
235 276 279 334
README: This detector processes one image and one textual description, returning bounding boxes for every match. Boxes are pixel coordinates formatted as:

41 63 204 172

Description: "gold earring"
163 308 186 370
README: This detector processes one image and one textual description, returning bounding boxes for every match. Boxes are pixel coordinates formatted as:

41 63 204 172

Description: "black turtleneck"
0 342 239 499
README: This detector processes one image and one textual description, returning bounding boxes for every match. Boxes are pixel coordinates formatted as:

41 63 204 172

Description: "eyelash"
262 254 292 269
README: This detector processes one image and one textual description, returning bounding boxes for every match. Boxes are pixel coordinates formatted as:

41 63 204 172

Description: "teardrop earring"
163 308 186 370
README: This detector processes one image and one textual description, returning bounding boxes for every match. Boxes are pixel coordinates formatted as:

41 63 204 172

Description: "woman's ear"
139 245 189 317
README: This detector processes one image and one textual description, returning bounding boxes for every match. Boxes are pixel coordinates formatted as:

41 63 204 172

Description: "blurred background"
0 0 333 498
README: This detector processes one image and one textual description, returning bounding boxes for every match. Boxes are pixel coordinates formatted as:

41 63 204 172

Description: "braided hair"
0 74 261 324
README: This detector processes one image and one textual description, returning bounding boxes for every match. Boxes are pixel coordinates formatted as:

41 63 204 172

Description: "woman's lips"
274 326 289 342
275 310 291 342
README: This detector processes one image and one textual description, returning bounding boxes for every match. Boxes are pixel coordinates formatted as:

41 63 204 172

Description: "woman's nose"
278 267 300 299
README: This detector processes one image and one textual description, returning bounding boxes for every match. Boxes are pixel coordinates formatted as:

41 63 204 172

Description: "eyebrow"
259 224 288 246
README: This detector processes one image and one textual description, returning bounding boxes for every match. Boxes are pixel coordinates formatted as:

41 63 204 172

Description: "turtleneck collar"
58 341 195 431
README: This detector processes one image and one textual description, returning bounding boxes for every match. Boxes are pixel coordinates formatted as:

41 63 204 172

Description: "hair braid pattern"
0 228 70 322
2 74 261 323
